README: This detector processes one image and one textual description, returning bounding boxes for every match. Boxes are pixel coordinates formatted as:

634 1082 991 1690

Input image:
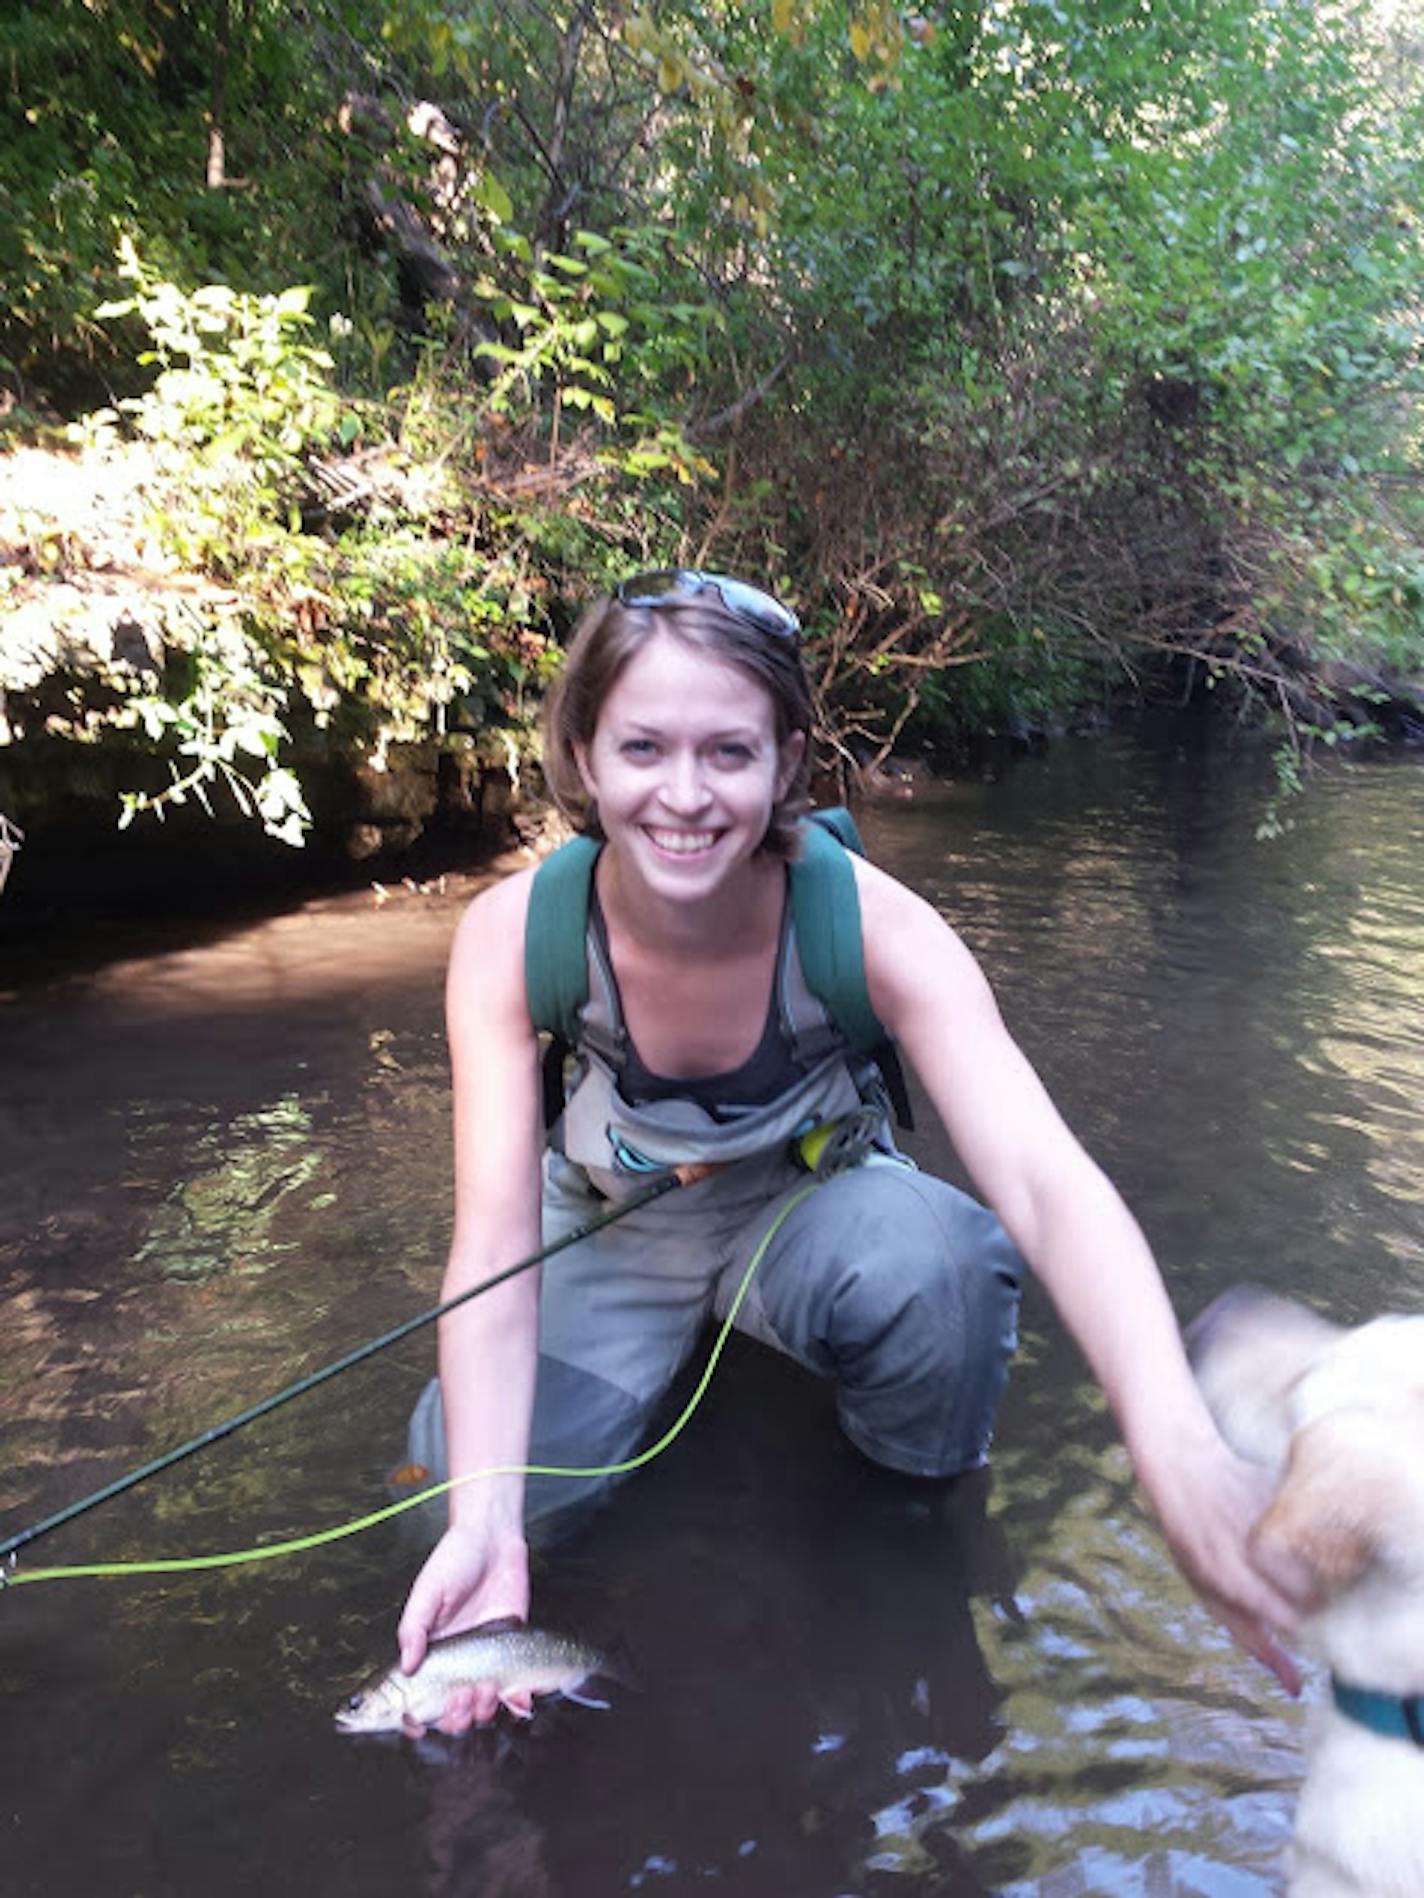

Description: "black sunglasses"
614 569 800 641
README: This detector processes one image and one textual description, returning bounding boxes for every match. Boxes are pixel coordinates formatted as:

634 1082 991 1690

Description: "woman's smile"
643 825 721 856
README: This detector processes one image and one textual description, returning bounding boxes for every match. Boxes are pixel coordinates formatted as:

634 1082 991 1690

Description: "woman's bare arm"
396 868 546 1722
857 859 1311 1687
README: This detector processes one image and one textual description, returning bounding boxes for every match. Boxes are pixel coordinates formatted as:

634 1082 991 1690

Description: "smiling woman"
394 569 1314 1735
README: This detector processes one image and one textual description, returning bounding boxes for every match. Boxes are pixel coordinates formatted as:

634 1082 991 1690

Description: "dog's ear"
1188 1288 1341 1471
1251 1414 1380 1594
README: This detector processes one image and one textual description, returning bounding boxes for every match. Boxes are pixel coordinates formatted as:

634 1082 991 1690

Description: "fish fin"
561 1688 611 1712
401 1713 428 1738
499 1690 535 1721
469 1614 527 1637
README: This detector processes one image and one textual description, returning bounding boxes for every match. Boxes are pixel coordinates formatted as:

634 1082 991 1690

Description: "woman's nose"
659 749 712 813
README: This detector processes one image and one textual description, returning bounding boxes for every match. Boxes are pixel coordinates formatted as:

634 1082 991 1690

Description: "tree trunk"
206 0 231 187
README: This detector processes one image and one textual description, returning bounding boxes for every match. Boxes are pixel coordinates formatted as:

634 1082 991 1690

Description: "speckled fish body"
334 1626 611 1733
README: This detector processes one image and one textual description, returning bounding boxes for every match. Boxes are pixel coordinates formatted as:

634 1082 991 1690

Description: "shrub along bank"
2 0 1422 877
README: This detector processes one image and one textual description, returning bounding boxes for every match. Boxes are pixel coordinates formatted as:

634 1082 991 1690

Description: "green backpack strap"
794 808 914 1127
524 832 602 1043
790 809 883 1056
804 803 867 858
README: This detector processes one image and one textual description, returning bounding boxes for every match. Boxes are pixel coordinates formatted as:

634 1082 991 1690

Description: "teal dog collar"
1332 1677 1424 1747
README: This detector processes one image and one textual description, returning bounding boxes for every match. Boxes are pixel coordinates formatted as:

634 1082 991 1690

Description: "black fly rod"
1 1162 715 1567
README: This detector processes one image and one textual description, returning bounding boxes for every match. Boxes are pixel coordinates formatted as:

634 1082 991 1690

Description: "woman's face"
574 629 804 904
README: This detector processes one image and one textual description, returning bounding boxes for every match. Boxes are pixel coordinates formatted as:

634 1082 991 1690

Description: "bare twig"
691 354 792 438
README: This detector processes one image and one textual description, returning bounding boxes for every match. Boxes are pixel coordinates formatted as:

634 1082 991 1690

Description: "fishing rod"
0 1159 718 1571
1 1169 830 1590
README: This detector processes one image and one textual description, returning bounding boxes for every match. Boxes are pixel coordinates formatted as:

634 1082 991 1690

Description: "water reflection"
135 1094 324 1282
1 726 1421 1896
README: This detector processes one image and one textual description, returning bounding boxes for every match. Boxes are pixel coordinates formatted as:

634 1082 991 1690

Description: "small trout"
335 1623 614 1734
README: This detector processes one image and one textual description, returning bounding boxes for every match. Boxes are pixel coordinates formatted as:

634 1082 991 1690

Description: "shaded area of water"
2 721 1421 1896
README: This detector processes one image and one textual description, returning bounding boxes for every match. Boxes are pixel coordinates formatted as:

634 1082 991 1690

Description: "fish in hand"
334 1622 617 1735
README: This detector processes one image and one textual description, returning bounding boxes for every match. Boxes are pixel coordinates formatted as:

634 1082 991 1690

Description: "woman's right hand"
396 1524 531 1731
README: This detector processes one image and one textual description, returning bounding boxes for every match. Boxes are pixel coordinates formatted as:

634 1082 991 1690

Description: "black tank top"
588 889 808 1118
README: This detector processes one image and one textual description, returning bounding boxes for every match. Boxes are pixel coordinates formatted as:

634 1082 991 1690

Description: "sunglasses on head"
613 569 800 642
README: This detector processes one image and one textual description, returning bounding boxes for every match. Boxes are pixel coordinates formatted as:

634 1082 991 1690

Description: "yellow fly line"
3 1178 822 1590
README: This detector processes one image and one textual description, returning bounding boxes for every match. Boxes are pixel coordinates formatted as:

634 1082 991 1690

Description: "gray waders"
406 1138 1024 1543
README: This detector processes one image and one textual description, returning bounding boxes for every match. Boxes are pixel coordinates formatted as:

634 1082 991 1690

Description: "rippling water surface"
2 721 1421 1897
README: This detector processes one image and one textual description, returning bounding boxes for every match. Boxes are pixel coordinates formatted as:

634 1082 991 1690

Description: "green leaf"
474 170 515 225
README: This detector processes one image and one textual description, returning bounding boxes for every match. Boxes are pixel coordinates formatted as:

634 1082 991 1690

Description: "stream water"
2 718 1421 1897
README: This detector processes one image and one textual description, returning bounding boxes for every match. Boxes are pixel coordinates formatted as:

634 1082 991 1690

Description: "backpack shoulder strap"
789 810 883 1055
791 808 915 1128
524 833 602 1043
804 803 867 857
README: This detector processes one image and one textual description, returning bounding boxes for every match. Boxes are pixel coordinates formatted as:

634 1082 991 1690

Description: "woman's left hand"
1138 1431 1317 1695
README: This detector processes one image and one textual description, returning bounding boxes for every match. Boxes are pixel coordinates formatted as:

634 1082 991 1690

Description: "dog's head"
1189 1288 1424 1598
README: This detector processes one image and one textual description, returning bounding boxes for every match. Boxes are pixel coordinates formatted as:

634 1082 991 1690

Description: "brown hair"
541 586 813 858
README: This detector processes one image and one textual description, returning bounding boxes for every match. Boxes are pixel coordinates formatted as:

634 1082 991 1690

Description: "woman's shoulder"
457 861 538 935
846 848 937 935
447 865 538 1005
847 852 990 1030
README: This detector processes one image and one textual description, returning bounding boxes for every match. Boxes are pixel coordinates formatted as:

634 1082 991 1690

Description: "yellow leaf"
658 54 683 92
772 0 796 30
849 18 871 59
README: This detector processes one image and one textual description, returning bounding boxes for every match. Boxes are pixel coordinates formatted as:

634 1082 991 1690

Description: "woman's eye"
713 743 754 765
620 739 658 759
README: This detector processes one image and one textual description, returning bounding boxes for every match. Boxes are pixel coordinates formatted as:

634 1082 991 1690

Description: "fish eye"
344 1694 363 1711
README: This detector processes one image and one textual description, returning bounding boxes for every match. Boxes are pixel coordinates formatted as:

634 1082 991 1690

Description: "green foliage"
95 240 340 475
117 638 311 847
469 224 719 473
3 0 1423 847
0 0 350 398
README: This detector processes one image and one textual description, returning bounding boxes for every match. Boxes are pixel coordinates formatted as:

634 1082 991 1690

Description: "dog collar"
1331 1677 1424 1747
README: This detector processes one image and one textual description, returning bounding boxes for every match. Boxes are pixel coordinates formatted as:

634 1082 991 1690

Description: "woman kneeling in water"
397 570 1309 1726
